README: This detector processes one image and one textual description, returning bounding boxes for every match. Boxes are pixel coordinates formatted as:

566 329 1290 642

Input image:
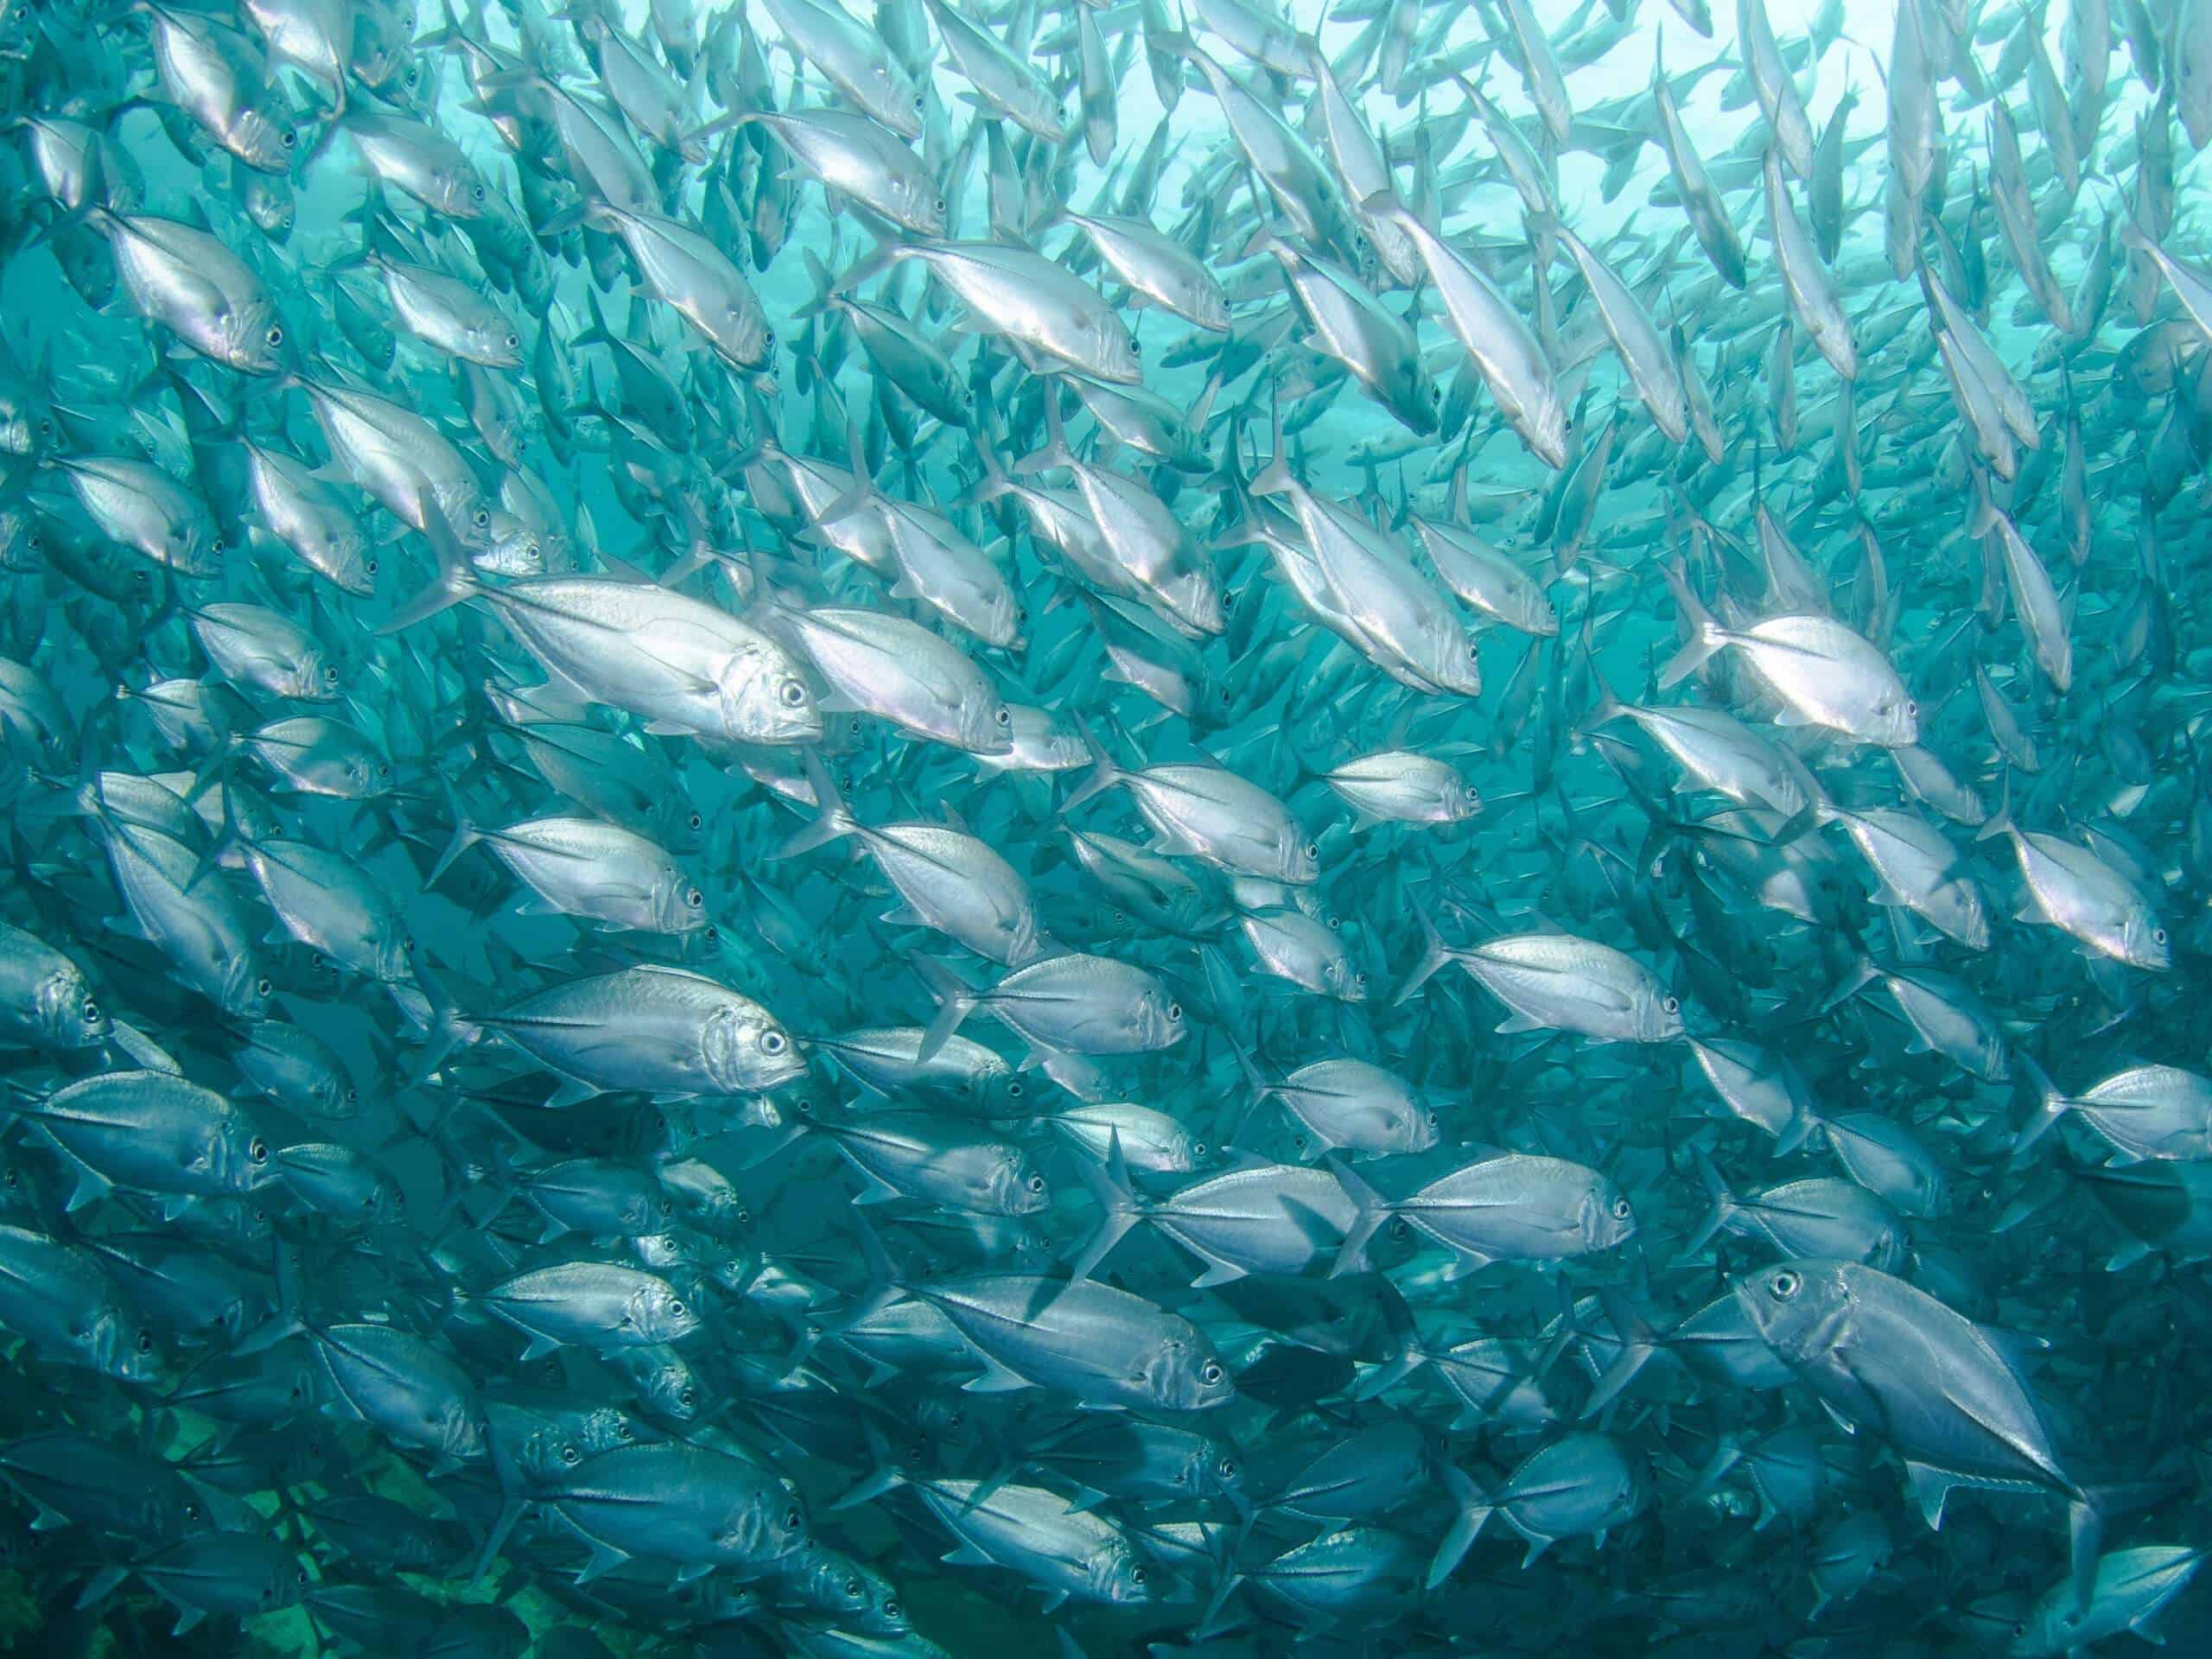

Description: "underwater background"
0 0 2209 1653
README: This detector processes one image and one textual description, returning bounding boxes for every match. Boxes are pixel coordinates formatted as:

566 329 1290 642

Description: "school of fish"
0 0 2210 1650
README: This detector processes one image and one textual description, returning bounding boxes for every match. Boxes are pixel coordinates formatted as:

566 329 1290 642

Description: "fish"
0 0 2198 1651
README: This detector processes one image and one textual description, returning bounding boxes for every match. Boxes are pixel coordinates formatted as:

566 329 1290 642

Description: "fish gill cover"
0 0 2208 1653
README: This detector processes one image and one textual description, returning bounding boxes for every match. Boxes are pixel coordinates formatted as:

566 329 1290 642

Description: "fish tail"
425 775 485 890
1427 1463 1494 1587
772 753 861 860
1325 1153 1390 1278
1066 1129 1141 1281
1057 715 1127 816
1655 557 1727 690
1580 1285 1664 1420
379 501 485 634
912 957 979 1062
1675 1147 1739 1262
2011 1051 2072 1154
1391 894 1461 1006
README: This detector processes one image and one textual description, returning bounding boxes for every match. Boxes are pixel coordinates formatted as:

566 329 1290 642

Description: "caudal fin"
1057 715 1128 816
772 752 861 860
1065 1130 1141 1282
2011 1052 2073 1154
1655 558 1729 690
1427 1462 1495 1587
380 501 484 633
912 956 981 1062
1391 895 1462 1007
1325 1154 1392 1277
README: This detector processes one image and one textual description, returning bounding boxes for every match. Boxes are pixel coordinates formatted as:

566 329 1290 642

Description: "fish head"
220 959 275 1023
230 105 300 175
1138 985 1186 1050
973 1065 1028 1119
703 1001 806 1094
728 1484 810 1564
1636 982 1685 1043
1323 954 1370 1003
1581 1179 1637 1252
1869 687 1919 748
1430 629 1484 698
629 1349 702 1421
959 693 1017 757
905 181 949 238
1095 315 1144 386
1090 1539 1154 1605
987 1146 1052 1216
469 318 525 371
2118 906 2172 972
1147 1335 1236 1412
655 868 710 934
1160 569 1226 638
94 1297 166 1386
35 963 109 1051
636 1276 702 1347
725 650 823 747
1730 1257 1852 1363
1401 1104 1442 1154
223 297 291 376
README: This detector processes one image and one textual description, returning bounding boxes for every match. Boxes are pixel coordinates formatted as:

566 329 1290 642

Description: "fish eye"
1166 1002 1182 1022
1192 1141 1207 1158
844 1576 862 1598
779 679 808 708
1304 842 1319 861
761 1030 788 1054
1432 383 1442 402
1025 1173 1046 1193
37 417 51 436
256 977 272 996
784 1506 802 1529
138 1329 153 1352
365 558 378 575
933 197 946 214
687 811 702 831
266 325 284 347
562 1445 581 1465
1005 1080 1023 1098
884 1601 901 1619
2153 927 2169 946
505 332 519 348
1131 1567 1147 1587
680 1387 696 1407
912 92 925 110
1200 1361 1223 1384
281 130 296 149
764 330 777 352
82 999 99 1022
322 664 340 683
616 1421 634 1440
1353 971 1369 989
524 542 543 563
1662 995 1680 1014
1769 1268 1802 1300
669 1299 685 1317
472 183 486 201
1611 1196 1631 1219
249 1138 269 1164
685 887 703 908
995 706 1012 726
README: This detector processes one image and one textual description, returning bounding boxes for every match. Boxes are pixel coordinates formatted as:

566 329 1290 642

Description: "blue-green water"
0 0 2207 1654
